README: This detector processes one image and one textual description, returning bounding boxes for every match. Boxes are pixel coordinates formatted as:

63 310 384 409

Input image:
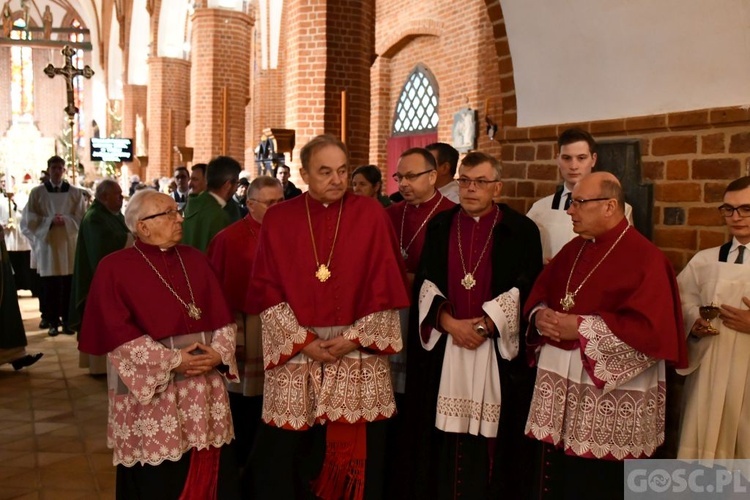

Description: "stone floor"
0 292 113 499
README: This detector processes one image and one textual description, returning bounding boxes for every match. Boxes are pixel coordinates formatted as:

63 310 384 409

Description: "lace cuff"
260 303 316 368
579 315 657 393
482 287 520 360
210 323 240 381
108 336 181 405
341 310 402 354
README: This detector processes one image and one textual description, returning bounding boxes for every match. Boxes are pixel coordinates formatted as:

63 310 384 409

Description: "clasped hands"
302 337 358 363
535 308 580 342
439 311 495 350
691 297 750 337
174 342 223 377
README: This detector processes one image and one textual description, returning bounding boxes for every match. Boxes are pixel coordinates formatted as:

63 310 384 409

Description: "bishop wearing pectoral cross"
245 135 409 500
402 151 543 499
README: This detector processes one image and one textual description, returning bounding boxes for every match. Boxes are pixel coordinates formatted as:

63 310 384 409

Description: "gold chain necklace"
134 244 202 320
456 207 499 290
305 194 344 282
399 192 444 260
560 225 630 311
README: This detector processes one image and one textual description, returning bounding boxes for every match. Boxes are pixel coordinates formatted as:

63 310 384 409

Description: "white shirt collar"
208 191 227 208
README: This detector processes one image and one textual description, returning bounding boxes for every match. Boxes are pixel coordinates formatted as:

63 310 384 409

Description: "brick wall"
495 111 750 270
189 8 252 165
322 0 374 167
372 0 502 184
122 84 147 181
247 20 287 175
147 57 190 179
283 0 329 175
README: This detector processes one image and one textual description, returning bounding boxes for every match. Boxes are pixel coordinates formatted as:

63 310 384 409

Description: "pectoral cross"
44 45 94 118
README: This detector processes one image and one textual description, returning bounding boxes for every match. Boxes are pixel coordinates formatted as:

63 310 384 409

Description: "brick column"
147 57 190 179
369 56 391 178
123 84 147 144
189 8 252 164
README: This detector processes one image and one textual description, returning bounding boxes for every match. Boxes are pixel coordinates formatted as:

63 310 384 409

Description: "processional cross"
43 45 94 182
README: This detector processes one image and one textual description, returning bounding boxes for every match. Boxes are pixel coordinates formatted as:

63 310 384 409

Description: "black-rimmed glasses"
568 197 612 209
718 204 750 218
139 208 183 221
392 169 435 182
457 178 501 189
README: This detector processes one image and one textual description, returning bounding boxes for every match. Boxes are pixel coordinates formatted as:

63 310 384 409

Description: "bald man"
523 172 687 499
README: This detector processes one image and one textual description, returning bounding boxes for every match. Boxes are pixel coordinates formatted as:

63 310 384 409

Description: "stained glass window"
392 65 439 135
69 19 85 147
10 19 33 123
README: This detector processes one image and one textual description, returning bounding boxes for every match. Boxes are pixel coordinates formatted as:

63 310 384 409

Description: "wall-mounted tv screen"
90 138 134 162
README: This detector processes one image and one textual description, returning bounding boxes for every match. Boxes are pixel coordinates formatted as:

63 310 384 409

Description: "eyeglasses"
568 197 612 209
457 177 500 189
139 208 183 221
392 169 435 183
718 204 750 217
249 198 284 207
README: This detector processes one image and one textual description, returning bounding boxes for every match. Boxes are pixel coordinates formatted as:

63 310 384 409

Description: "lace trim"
108 336 181 405
436 395 500 424
260 303 310 367
210 323 240 381
262 355 396 430
342 309 402 353
579 315 657 393
525 368 665 460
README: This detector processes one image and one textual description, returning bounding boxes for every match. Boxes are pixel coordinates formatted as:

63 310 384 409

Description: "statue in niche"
135 115 146 157
42 6 52 40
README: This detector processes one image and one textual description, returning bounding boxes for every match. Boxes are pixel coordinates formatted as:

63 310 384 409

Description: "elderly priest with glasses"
78 189 240 499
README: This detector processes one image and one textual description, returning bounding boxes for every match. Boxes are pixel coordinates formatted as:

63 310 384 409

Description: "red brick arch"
376 19 444 59
483 0 516 127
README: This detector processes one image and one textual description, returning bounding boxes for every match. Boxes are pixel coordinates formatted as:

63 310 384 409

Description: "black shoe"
39 319 50 329
62 326 75 335
11 353 43 371
48 326 59 337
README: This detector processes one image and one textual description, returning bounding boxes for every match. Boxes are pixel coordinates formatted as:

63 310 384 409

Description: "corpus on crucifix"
43 45 94 182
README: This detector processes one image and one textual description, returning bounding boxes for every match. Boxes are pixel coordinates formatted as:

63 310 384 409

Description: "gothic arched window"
10 19 33 123
69 19 85 147
392 65 439 135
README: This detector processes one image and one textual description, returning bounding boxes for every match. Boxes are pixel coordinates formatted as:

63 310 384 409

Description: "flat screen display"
90 138 134 162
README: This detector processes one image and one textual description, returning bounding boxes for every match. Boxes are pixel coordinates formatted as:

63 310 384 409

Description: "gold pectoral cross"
315 264 331 282
460 273 476 290
560 293 575 312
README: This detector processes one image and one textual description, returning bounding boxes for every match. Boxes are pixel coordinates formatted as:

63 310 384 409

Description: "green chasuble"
181 191 231 252
0 237 26 349
68 200 131 332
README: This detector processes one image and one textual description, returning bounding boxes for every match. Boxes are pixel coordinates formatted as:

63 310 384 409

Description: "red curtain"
385 132 438 195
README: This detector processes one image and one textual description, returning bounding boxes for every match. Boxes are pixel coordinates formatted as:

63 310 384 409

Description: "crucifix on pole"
44 45 94 184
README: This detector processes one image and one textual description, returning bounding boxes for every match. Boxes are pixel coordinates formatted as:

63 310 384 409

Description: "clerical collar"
134 239 176 255
50 182 63 189
590 218 629 244
410 190 438 209
208 191 227 208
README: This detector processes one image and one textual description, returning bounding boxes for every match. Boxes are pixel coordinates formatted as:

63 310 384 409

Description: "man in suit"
172 166 190 211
